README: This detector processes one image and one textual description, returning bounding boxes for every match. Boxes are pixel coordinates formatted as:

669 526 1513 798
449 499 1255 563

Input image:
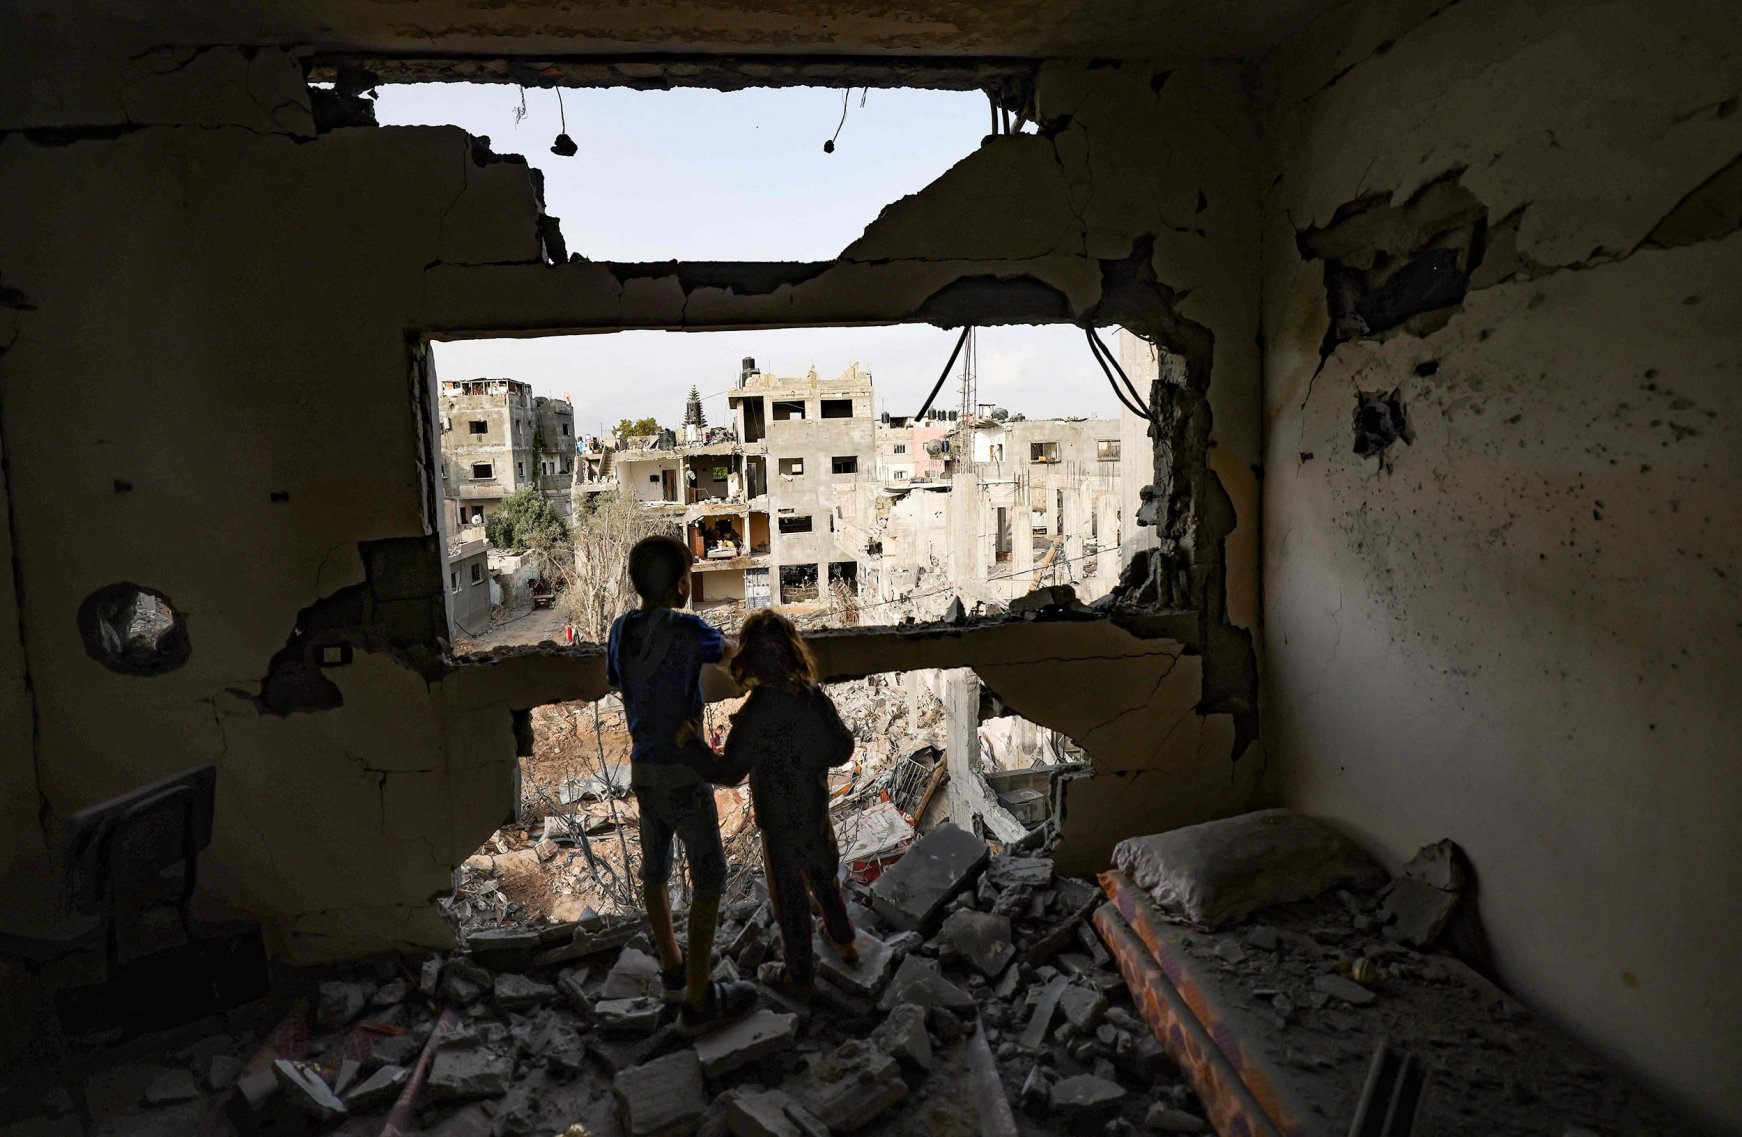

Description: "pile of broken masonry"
219 821 1209 1136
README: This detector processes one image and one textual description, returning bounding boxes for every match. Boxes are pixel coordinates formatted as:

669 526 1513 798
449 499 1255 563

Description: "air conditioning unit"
441 417 452 431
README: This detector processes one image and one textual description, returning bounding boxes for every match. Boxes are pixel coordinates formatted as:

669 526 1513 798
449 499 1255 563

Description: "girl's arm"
813 687 856 769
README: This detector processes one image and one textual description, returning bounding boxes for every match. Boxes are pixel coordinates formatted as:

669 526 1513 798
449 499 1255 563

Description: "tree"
682 385 707 428
614 416 661 440
484 487 569 555
558 488 681 641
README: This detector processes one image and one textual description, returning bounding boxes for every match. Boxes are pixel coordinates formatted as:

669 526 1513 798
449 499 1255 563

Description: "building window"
772 400 805 421
828 561 858 593
779 564 819 602
778 515 814 534
470 462 494 479
449 571 460 593
892 443 907 455
779 457 805 477
1097 439 1120 460
471 563 483 584
894 470 909 479
469 506 483 524
649 474 661 484
991 443 1005 462
561 423 571 436
516 461 524 477
468 420 488 434
820 398 854 419
1030 442 1060 464
831 456 858 475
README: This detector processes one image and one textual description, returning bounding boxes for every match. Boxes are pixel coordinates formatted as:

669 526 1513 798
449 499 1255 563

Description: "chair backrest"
61 765 217 917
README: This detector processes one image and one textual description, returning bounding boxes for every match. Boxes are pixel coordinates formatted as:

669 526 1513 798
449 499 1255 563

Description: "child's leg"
644 880 682 974
632 785 683 975
661 769 729 1010
802 824 857 959
684 893 720 1007
762 833 819 990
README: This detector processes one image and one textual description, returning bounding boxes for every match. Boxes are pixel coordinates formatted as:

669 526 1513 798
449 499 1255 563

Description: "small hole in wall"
270 491 290 503
112 480 133 494
77 583 190 676
1413 360 1439 377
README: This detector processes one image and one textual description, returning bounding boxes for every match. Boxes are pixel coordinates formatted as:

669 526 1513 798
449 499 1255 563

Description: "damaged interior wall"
0 51 1264 974
1257 0 1742 1127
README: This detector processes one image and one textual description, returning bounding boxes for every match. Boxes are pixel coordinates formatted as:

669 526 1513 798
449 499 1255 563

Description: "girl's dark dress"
723 682 857 986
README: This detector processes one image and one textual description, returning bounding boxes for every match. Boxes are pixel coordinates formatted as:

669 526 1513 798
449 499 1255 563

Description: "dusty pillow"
1113 808 1386 928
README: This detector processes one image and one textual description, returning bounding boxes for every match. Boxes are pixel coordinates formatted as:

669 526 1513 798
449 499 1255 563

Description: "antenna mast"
956 327 977 469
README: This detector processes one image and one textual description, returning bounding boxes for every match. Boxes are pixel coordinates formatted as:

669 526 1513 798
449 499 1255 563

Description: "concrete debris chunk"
1019 976 1070 1050
693 1010 799 1078
939 910 1015 978
493 971 557 1011
1058 983 1109 1031
273 1059 348 1122
726 1088 830 1137
371 978 412 1005
1049 1074 1126 1123
232 1068 279 1115
868 822 989 933
1380 839 1468 948
332 1058 362 1096
467 925 544 953
200 1054 244 1092
986 855 1053 890
364 1031 424 1071
343 1064 409 1113
316 979 371 1028
1008 584 1079 615
602 947 664 999
815 930 894 996
595 996 665 1035
878 954 975 1012
426 1042 514 1101
796 1040 908 1134
1246 925 1281 952
557 965 595 1019
1145 1103 1208 1132
614 1049 708 1137
438 957 493 1006
143 1067 201 1105
1313 973 1378 1006
419 956 442 996
1212 939 1248 965
870 1003 933 1070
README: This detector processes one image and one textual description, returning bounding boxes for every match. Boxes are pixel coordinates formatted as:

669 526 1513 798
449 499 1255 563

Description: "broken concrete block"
1049 1074 1126 1124
332 1058 362 1096
615 1049 708 1137
1018 976 1070 1050
370 978 412 1006
595 996 665 1035
438 958 493 1007
426 1043 514 1102
940 910 1015 978
557 965 595 1020
693 1010 799 1078
342 1064 408 1113
796 1040 908 1134
143 1067 201 1105
1246 925 1281 952
316 979 371 1028
231 1068 279 1116
364 1031 424 1071
200 1054 244 1092
927 1006 965 1046
493 972 557 1012
815 931 894 997
1145 1103 1208 1132
468 926 544 953
1008 584 1078 615
870 1003 933 1070
273 1059 348 1122
1058 983 1108 1031
1212 939 1247 965
987 855 1053 891
878 954 975 1012
725 1088 829 1137
869 822 988 933
602 948 664 1000
1114 1031 1171 1081
1313 974 1377 1007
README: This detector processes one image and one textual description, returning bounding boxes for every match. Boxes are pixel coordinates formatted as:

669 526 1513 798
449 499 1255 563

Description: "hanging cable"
1085 327 1155 421
550 88 577 156
915 327 973 420
824 88 849 153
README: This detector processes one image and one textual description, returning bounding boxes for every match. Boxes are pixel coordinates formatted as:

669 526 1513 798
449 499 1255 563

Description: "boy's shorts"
631 761 727 894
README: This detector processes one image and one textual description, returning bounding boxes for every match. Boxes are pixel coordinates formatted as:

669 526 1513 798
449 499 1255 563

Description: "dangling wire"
824 88 852 153
915 327 973 420
1085 327 1156 422
557 88 567 134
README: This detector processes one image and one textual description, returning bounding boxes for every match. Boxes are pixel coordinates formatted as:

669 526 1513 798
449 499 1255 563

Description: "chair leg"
40 984 92 1136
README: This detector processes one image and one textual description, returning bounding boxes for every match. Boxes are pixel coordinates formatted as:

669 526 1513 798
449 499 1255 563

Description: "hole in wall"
77 583 191 676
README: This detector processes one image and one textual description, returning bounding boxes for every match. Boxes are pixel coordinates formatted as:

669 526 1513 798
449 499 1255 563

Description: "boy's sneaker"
677 980 759 1037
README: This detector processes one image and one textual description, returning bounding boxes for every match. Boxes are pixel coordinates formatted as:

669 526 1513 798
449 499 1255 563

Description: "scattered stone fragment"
426 1042 514 1102
878 954 975 1012
1314 974 1378 1006
1059 983 1109 1031
419 957 442 996
1050 1074 1127 1124
693 1010 799 1078
603 948 664 1000
816 930 894 997
274 1059 348 1122
332 1058 362 1096
343 1064 409 1113
530 1016 588 1079
201 1054 244 1092
468 926 544 953
870 1003 934 1070
371 978 412 1006
143 1067 201 1105
232 1068 279 1116
595 996 666 1035
993 966 1022 1000
1145 1103 1208 1132
494 972 557 1012
364 1031 424 1071
317 979 371 1028
1019 976 1070 1050
438 958 493 1007
987 855 1054 891
1213 939 1248 965
726 1088 827 1137
796 1040 908 1134
928 1006 966 1046
940 910 1015 978
1246 925 1281 952
869 822 989 932
615 1050 708 1137
557 966 595 1020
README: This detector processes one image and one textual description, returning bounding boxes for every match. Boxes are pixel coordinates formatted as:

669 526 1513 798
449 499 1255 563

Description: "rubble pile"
207 823 1209 1137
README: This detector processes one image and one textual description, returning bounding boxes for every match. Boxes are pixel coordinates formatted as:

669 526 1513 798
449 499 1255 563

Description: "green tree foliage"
615 416 662 439
484 487 569 554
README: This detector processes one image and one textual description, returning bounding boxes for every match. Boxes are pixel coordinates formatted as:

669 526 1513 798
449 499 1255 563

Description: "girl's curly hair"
730 609 817 689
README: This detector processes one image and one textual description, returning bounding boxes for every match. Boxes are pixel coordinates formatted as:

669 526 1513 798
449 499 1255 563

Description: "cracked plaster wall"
0 51 1265 964
1258 0 1742 1127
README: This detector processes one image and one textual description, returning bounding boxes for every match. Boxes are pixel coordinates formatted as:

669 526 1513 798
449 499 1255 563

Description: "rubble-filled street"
79 824 1208 1137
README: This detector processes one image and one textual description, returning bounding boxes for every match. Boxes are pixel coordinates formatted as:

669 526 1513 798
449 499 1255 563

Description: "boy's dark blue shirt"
606 608 725 764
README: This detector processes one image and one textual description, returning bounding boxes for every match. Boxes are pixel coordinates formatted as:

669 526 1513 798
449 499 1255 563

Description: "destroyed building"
0 0 1739 1134
440 378 577 524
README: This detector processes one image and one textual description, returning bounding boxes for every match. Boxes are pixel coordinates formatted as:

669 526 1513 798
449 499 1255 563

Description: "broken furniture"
0 764 221 1134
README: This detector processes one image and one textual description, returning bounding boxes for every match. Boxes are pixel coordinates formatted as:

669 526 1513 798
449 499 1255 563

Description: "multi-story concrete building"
438 378 576 526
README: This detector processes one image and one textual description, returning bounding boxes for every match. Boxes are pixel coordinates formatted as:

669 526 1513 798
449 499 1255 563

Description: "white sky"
375 84 1119 430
